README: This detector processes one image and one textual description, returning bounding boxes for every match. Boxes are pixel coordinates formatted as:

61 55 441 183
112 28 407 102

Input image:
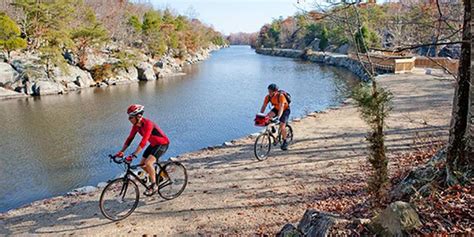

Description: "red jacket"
124 117 170 148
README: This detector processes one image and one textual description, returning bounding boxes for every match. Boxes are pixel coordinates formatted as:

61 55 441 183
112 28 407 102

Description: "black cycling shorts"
270 108 291 123
143 144 169 159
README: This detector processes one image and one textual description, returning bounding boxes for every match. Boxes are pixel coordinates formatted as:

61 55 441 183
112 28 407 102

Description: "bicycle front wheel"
286 124 294 143
99 178 139 221
254 133 271 161
157 162 188 200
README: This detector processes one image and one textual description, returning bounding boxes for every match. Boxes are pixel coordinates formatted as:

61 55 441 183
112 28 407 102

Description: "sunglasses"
128 116 136 120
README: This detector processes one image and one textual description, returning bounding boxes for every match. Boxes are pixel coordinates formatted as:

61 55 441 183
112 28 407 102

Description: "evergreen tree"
71 8 108 69
0 12 27 61
319 27 329 52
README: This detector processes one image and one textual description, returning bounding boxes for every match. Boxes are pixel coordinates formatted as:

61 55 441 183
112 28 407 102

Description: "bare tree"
445 0 472 184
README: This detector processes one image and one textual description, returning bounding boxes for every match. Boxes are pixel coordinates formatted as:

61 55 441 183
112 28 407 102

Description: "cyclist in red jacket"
115 104 170 195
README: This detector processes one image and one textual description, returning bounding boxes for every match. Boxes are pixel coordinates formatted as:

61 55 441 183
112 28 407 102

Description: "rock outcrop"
0 44 225 99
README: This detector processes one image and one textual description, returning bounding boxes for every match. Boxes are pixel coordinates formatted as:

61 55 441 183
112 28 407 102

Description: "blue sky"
149 0 311 34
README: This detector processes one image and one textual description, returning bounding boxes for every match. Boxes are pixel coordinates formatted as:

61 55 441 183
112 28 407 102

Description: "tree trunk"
446 0 471 178
468 2 474 161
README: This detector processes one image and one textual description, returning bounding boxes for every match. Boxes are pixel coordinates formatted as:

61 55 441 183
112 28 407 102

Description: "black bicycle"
99 155 188 221
254 118 294 161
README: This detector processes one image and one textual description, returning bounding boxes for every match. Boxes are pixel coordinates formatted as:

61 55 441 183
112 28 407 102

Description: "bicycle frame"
263 121 287 146
111 156 172 191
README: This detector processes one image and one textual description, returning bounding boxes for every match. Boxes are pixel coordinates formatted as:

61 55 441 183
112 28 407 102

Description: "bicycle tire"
286 124 294 143
99 178 139 221
157 162 188 200
254 133 271 161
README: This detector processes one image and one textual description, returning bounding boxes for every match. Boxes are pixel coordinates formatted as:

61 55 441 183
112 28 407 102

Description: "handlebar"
108 155 145 170
108 154 124 164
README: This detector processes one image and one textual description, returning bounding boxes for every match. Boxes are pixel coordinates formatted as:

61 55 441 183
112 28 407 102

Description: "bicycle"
254 117 294 161
99 155 188 221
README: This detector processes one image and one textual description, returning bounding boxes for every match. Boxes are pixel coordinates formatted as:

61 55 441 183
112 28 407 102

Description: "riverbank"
0 70 454 235
0 44 226 100
255 48 389 81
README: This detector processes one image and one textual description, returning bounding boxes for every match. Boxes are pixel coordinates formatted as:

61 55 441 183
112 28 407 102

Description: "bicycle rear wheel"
254 133 271 161
99 178 139 221
157 162 188 200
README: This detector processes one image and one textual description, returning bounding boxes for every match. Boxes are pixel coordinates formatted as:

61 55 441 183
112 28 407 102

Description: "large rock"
53 65 94 88
9 55 48 89
136 62 156 81
369 201 421 236
32 81 64 95
0 62 19 87
10 55 40 74
297 209 348 237
83 51 109 70
0 87 27 99
113 66 138 82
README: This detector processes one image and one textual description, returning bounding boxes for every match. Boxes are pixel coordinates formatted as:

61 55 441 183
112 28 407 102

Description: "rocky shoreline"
255 48 392 82
0 44 226 100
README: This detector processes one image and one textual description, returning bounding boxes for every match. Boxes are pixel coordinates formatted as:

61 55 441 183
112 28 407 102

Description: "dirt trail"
0 72 453 236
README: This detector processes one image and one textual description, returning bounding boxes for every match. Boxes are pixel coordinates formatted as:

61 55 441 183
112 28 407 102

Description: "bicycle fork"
116 178 129 203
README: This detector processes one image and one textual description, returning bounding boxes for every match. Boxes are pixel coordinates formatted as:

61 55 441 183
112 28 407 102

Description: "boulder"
53 65 94 88
369 201 421 236
0 62 19 86
83 51 108 70
0 87 27 99
32 81 64 95
297 209 348 237
10 54 42 74
114 66 138 82
136 62 156 81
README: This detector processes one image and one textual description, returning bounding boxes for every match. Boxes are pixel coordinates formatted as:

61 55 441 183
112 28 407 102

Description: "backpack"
270 90 292 105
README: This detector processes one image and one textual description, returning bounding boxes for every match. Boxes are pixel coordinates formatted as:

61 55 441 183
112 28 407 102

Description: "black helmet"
267 83 278 91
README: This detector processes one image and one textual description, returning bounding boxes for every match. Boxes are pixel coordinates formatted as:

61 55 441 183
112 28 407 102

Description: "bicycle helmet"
267 83 278 91
127 104 144 116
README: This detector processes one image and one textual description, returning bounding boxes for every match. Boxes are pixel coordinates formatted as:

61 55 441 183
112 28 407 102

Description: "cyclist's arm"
260 96 269 113
121 127 138 152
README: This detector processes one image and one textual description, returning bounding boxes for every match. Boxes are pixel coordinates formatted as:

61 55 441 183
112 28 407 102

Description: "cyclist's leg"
142 145 158 185
144 155 157 184
152 145 169 180
280 109 290 142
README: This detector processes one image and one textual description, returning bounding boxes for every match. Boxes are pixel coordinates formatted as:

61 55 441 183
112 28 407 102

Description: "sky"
148 0 313 34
